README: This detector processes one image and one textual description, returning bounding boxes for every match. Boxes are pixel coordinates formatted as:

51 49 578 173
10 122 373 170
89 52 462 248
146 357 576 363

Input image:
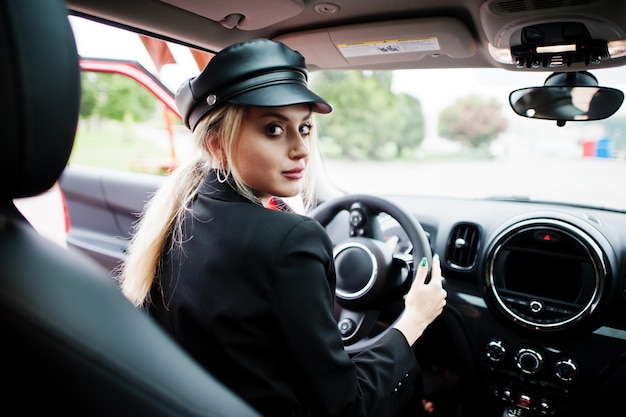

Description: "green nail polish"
420 257 427 267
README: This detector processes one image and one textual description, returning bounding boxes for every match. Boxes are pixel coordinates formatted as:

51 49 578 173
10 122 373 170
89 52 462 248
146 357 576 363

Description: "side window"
72 69 181 174
69 16 211 175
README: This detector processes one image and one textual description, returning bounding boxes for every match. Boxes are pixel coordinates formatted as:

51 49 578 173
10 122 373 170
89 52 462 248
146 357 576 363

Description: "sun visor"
159 0 304 30
275 17 477 69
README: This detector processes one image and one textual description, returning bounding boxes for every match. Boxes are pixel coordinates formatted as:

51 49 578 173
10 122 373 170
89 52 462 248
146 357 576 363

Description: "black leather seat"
0 1 260 415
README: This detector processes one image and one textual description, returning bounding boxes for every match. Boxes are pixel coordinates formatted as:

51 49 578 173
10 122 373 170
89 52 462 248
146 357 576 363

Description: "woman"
119 38 447 417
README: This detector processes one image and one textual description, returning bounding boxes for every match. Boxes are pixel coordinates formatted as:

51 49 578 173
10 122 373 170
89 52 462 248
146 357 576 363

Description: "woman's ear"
206 137 223 161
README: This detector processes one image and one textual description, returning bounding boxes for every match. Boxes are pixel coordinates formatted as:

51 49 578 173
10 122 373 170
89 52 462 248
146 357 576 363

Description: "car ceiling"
66 0 626 72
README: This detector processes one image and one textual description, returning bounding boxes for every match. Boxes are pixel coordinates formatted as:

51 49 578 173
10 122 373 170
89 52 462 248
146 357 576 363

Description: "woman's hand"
394 254 447 346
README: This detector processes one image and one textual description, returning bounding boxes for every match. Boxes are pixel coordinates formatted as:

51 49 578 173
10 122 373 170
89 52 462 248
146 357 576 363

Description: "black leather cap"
176 38 332 131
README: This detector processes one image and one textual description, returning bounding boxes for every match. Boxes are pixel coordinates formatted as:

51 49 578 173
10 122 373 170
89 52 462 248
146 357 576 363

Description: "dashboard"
330 195 626 416
61 161 626 416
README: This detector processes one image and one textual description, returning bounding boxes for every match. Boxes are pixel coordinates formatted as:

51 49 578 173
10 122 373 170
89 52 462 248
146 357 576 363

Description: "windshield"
315 67 626 211
69 16 626 212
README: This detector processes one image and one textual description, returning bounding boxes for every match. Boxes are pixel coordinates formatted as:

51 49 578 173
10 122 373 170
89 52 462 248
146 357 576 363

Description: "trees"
311 70 509 160
74 71 171 173
80 72 157 122
438 95 508 149
311 70 425 160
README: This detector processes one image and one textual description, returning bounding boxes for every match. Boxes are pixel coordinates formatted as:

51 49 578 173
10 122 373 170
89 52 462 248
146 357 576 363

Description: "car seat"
0 0 260 415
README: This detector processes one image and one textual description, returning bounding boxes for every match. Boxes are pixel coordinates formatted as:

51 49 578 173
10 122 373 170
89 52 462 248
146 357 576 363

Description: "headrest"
0 0 80 201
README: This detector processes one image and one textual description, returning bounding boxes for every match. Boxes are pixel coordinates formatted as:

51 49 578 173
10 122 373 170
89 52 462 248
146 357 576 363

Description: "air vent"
446 222 481 270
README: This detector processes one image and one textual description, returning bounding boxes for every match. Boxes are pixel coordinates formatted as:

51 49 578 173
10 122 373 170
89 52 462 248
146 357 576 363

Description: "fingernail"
420 257 427 267
433 253 439 261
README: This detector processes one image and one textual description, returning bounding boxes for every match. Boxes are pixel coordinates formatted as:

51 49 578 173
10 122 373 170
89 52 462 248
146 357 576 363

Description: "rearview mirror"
509 71 624 126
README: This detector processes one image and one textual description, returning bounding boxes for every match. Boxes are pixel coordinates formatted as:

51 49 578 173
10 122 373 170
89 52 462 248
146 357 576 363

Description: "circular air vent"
484 218 607 332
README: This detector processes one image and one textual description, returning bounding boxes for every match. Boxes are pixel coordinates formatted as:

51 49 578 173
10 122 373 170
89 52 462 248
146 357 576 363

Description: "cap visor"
229 83 332 113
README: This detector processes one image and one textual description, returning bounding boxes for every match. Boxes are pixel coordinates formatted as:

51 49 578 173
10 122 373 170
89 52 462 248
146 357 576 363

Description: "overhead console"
480 0 626 69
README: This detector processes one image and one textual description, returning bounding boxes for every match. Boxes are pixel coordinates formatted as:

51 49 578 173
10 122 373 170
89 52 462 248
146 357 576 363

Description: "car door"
60 58 185 274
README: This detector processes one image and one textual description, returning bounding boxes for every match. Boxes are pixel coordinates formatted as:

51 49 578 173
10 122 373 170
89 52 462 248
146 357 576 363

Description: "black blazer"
149 170 418 417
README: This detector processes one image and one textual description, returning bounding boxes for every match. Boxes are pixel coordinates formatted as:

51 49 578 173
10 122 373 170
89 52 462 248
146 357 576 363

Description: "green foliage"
311 70 425 160
80 72 158 122
79 73 98 119
76 72 177 174
438 95 508 148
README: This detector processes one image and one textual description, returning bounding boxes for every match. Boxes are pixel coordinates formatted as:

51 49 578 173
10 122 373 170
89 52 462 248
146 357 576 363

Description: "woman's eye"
265 124 284 137
300 123 312 136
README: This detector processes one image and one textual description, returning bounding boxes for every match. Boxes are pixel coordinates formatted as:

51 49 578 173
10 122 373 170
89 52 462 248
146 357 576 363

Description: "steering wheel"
310 194 432 354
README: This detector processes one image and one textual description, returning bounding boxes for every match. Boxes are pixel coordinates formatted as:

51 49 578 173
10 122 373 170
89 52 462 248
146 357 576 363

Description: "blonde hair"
118 103 319 307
